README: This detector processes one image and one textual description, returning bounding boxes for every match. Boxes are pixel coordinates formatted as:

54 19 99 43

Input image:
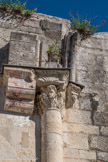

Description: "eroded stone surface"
97 152 108 162
90 136 108 151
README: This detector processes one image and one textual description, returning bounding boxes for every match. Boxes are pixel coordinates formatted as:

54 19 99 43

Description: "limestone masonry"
0 11 108 162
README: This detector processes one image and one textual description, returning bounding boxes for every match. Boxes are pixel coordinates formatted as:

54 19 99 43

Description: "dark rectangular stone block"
10 32 37 42
94 112 108 126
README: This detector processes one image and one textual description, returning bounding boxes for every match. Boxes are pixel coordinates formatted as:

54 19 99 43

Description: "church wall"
0 11 108 162
63 33 108 162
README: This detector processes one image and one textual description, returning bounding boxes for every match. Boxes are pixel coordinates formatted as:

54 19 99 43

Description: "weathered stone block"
44 30 62 40
63 122 99 135
6 77 36 100
28 27 42 34
63 133 89 150
40 20 62 31
64 148 96 160
81 37 104 49
1 22 15 29
100 126 108 136
4 98 34 114
24 19 40 28
4 68 36 115
90 136 108 151
97 152 108 162
79 150 96 160
94 112 108 126
10 32 36 42
65 109 92 124
9 33 37 66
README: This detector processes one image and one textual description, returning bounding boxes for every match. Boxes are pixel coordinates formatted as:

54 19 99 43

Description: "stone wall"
0 11 70 70
63 33 108 162
0 11 108 162
0 12 71 162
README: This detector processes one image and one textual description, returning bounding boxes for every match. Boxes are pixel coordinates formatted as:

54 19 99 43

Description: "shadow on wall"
0 43 9 72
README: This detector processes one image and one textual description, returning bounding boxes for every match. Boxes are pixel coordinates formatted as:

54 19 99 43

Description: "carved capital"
66 83 82 108
35 69 69 117
37 85 58 114
37 84 66 118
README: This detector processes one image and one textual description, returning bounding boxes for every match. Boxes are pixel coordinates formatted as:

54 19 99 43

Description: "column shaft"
41 108 63 162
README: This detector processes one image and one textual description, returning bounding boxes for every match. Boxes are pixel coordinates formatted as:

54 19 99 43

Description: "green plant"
12 0 26 13
47 41 61 62
48 41 61 55
0 0 37 16
24 8 37 17
0 0 11 11
70 11 106 36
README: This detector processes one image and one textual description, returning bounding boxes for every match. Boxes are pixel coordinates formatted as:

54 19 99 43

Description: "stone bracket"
3 67 36 115
66 83 82 108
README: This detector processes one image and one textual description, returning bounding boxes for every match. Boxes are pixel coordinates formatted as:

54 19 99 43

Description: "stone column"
37 85 63 162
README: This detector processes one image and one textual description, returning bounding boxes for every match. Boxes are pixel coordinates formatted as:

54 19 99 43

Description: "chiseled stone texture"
90 136 108 152
97 152 108 162
63 133 89 150
65 109 92 125
100 126 108 136
63 122 99 135
94 112 108 126
64 148 96 160
9 32 37 66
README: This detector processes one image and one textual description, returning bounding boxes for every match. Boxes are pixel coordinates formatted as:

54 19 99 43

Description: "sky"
22 0 108 32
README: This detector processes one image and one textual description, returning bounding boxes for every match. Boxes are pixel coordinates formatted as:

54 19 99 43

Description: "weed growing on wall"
0 0 37 17
47 41 61 62
70 11 106 37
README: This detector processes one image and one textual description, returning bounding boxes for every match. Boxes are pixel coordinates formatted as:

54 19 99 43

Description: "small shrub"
70 11 106 37
0 0 37 16
0 0 11 11
24 8 37 17
12 0 26 14
47 41 61 62
48 41 61 55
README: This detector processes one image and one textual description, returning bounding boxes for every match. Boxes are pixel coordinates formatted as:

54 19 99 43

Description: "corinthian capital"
37 85 59 115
